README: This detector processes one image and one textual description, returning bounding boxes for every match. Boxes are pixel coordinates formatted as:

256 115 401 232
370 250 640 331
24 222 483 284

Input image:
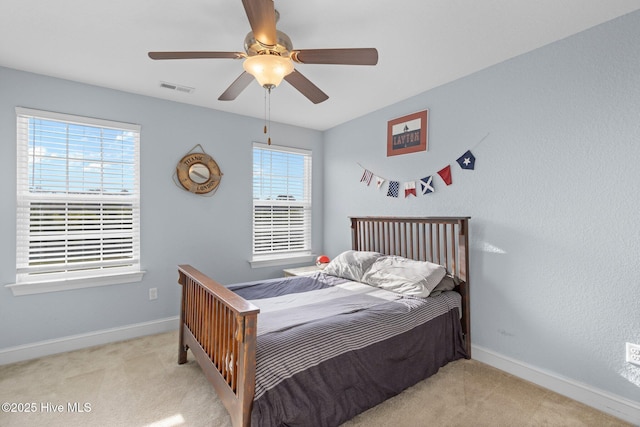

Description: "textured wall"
323 11 640 402
0 67 323 348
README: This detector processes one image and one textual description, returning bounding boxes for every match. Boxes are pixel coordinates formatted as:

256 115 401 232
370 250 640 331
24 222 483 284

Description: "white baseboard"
0 316 180 366
472 344 640 426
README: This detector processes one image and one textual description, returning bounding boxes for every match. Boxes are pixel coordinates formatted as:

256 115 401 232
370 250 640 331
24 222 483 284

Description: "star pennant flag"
420 176 435 195
456 150 476 170
387 181 399 198
375 176 385 189
360 169 373 185
437 165 452 186
404 181 417 198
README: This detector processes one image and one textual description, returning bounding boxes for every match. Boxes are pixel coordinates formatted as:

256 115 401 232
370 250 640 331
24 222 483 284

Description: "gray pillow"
429 274 459 296
323 250 382 282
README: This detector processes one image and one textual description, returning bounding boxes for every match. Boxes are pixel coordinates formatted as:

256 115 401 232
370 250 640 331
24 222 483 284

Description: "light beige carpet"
0 331 631 427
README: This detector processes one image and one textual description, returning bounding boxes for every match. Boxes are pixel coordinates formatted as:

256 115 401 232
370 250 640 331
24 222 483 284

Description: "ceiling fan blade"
291 48 378 65
284 70 329 104
242 0 277 47
218 72 255 101
148 51 244 60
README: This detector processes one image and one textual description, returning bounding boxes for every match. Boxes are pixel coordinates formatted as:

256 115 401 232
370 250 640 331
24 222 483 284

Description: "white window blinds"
252 143 312 257
15 107 141 287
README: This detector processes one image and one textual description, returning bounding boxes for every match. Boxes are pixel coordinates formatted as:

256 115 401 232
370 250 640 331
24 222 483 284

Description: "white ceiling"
2 1 639 131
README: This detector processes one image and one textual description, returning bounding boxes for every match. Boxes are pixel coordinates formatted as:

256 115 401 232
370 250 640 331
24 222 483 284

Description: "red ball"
316 255 330 266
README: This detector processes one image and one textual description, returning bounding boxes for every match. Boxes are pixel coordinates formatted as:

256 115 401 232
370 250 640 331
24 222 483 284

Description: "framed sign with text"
387 110 428 156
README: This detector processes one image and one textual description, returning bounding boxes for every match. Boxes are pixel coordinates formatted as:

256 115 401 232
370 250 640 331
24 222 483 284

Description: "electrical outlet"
626 342 640 366
149 287 158 300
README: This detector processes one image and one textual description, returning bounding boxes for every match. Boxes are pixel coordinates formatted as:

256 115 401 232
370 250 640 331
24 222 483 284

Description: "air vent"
160 81 194 94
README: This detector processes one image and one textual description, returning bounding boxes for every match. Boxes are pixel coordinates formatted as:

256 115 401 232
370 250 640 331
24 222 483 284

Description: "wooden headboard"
350 216 471 357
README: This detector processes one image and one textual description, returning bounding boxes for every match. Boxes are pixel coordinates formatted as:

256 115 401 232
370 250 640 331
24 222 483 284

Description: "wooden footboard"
177 265 259 427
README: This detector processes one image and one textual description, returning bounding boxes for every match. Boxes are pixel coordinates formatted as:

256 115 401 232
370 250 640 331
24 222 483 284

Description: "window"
9 107 143 296
252 143 312 265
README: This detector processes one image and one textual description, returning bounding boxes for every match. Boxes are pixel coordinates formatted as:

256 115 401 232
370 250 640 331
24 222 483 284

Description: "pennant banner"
357 135 485 199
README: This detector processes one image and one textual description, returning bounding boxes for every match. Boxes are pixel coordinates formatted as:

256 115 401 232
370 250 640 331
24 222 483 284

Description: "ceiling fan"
148 0 378 104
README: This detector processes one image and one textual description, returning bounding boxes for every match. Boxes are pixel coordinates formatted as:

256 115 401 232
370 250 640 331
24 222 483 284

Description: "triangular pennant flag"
387 181 399 198
437 165 452 186
404 181 417 198
375 176 385 189
456 150 476 170
360 169 373 185
420 176 435 195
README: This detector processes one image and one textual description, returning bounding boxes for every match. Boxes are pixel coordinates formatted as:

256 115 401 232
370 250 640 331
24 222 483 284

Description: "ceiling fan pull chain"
267 87 272 145
264 88 268 135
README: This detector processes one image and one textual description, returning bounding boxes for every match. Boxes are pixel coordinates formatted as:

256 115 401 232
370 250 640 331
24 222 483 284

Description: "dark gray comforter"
229 272 467 427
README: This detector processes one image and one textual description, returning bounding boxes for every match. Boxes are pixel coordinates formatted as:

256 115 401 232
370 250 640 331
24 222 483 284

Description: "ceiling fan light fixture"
243 54 294 89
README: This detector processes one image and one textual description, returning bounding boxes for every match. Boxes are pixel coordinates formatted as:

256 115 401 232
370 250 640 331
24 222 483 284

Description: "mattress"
229 272 467 426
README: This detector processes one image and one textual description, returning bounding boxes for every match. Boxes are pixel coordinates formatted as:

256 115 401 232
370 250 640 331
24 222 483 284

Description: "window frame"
7 107 144 296
250 142 314 267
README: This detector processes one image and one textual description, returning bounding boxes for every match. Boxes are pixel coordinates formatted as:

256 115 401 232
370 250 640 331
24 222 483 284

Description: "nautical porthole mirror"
174 145 222 195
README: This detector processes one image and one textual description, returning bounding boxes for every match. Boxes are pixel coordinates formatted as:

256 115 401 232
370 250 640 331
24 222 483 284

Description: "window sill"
249 254 316 269
6 271 146 296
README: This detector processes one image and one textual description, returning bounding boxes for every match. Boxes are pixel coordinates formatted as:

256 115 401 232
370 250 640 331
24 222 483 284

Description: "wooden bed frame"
177 216 470 427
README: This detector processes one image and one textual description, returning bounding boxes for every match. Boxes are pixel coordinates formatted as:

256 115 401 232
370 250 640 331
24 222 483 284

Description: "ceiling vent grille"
160 81 194 94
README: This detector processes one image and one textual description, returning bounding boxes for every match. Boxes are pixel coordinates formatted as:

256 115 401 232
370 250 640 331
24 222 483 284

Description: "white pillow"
361 255 446 298
323 250 382 282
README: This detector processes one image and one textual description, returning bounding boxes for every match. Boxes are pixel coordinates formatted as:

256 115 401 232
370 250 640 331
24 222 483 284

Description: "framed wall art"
387 110 428 156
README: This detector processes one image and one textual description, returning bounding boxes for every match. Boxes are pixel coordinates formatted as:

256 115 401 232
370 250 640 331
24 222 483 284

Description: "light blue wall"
323 11 640 403
0 67 323 348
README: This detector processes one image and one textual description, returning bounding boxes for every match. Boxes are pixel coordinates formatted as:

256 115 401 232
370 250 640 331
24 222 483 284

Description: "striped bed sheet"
229 272 466 426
